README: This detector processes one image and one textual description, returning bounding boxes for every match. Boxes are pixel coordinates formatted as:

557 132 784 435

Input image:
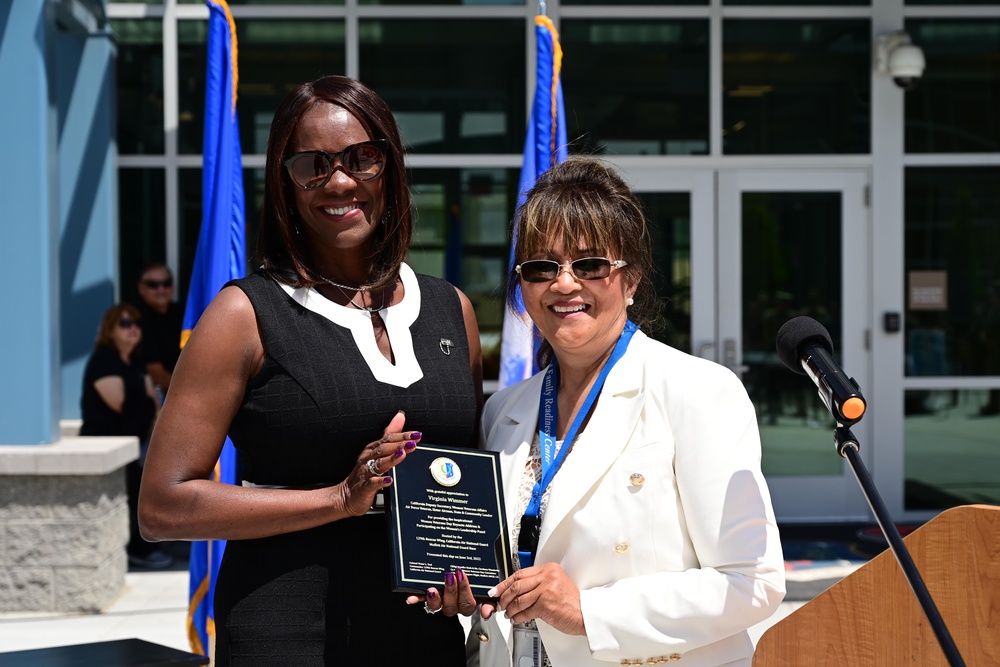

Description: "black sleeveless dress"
213 267 477 666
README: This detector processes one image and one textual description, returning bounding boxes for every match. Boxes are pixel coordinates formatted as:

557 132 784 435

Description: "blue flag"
184 0 245 656
498 15 568 389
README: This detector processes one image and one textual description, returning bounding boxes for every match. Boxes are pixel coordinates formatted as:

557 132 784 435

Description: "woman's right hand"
339 411 421 517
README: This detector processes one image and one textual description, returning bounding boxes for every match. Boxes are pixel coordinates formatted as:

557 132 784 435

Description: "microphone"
775 316 866 426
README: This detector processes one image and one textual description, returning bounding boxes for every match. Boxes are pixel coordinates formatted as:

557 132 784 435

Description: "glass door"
719 170 872 522
618 168 715 360
618 166 872 521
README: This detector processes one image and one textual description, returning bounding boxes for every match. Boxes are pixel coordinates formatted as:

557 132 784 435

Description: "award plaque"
386 444 512 595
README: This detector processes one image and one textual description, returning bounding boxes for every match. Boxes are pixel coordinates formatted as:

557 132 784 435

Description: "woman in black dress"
138 76 482 665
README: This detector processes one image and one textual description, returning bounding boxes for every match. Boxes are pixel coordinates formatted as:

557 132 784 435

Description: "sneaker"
128 550 175 569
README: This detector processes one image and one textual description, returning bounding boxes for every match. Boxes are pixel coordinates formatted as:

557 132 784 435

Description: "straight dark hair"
257 76 411 289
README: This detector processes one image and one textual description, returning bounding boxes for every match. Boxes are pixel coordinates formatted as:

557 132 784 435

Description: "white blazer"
472 331 785 667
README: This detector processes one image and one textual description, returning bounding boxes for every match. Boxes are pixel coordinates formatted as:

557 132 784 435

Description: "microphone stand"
834 426 965 667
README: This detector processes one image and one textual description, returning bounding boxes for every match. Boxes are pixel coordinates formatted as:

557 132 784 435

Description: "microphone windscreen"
775 316 835 375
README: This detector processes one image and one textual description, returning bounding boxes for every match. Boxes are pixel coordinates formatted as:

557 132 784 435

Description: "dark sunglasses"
283 139 388 190
142 278 173 289
118 318 139 329
515 257 627 283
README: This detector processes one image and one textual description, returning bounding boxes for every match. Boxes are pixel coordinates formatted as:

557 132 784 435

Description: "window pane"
727 0 867 4
360 0 519 4
360 20 524 154
905 167 1000 377
408 168 519 381
562 20 709 156
180 0 343 3
119 169 166 304
112 19 163 155
636 193 692 353
905 20 1000 153
564 0 705 4
907 0 997 5
178 20 346 155
178 169 201 306
723 19 870 154
741 192 843 477
905 389 1000 511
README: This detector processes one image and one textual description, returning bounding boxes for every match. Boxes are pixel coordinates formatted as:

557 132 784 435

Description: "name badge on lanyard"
516 321 638 569
512 624 543 667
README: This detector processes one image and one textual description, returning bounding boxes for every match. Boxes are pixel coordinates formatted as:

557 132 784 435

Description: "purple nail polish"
383 476 393 485
445 572 455 586
427 589 437 599
394 448 404 458
456 568 465 583
411 432 422 439
404 441 416 451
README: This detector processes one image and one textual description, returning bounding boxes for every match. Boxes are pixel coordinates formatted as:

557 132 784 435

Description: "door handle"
724 338 749 378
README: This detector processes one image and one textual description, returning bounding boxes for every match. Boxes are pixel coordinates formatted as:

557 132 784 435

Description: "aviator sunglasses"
515 257 627 283
141 278 173 289
283 139 388 190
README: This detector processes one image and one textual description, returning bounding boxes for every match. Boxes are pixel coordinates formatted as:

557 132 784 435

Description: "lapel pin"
439 338 453 355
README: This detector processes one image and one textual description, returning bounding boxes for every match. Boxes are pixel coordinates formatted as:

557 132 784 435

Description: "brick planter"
0 433 137 612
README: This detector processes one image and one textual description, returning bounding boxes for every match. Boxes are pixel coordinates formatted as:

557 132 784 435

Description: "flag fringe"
187 574 210 655
207 0 239 113
535 15 562 166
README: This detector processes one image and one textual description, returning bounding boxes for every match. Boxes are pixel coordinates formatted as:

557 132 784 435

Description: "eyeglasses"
141 278 173 289
118 319 139 329
283 139 388 190
515 257 627 283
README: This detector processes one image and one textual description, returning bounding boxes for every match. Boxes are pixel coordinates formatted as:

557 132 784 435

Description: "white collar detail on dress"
278 263 424 388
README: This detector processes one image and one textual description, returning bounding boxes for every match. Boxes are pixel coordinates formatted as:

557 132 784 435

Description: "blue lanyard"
516 320 638 568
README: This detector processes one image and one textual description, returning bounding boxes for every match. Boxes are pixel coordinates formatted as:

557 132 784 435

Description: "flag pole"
185 0 246 656
497 7 567 390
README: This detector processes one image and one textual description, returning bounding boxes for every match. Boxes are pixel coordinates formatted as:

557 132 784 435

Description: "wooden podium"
753 504 1000 666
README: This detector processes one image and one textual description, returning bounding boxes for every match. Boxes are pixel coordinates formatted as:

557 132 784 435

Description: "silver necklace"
315 274 372 292
316 274 391 313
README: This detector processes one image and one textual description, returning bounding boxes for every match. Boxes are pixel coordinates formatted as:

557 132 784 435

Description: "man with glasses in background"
136 261 183 398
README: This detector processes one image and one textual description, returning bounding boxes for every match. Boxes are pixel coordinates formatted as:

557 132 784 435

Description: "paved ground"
0 534 872 658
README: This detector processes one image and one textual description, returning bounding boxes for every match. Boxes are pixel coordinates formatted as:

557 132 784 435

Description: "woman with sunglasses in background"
139 76 482 665
446 158 784 667
81 303 172 568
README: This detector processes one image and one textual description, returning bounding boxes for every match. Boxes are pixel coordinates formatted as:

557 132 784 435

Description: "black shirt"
79 346 156 438
136 301 184 373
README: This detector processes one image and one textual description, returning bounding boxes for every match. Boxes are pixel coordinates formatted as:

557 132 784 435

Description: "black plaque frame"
386 444 512 595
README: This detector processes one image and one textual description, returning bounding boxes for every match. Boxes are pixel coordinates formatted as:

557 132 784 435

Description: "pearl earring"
627 297 634 307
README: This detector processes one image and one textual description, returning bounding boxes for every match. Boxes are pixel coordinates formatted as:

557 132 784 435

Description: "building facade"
3 0 999 525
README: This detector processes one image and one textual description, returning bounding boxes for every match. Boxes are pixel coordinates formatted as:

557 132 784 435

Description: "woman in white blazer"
432 158 785 667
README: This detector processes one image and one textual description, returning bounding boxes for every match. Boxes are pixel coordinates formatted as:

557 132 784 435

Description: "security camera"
875 31 926 91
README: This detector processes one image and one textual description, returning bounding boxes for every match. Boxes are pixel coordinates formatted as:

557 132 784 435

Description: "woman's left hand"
483 562 586 636
405 568 478 617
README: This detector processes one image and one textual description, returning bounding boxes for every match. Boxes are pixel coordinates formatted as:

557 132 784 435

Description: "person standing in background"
135 261 183 396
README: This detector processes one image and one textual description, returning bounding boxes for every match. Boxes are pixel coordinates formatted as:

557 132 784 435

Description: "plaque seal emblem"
430 457 462 487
